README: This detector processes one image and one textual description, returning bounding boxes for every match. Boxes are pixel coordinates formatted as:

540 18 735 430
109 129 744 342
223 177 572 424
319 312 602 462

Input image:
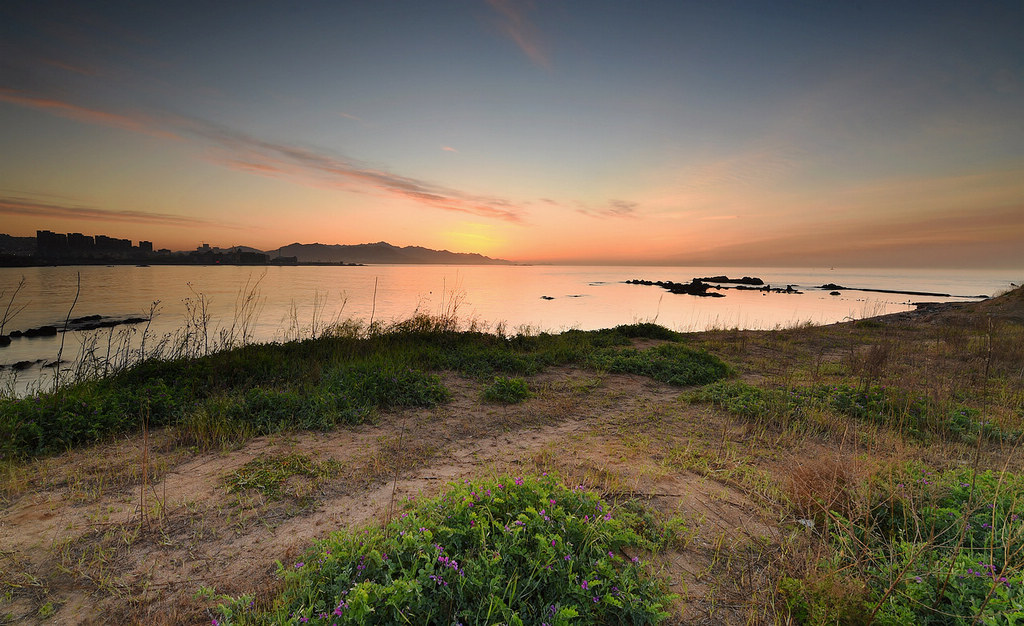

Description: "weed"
226 453 342 504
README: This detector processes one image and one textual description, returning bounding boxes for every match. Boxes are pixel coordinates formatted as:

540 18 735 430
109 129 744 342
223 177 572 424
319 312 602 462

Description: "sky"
1 0 1022 268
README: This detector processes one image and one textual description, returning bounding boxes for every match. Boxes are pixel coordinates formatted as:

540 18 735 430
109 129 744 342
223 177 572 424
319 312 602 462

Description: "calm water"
1 264 1020 393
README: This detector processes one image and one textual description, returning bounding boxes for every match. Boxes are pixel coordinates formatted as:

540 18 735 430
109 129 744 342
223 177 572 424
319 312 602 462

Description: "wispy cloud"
183 119 524 222
0 195 238 228
0 88 177 139
39 58 100 76
575 199 639 218
441 145 458 152
0 88 526 223
338 111 364 123
486 0 550 68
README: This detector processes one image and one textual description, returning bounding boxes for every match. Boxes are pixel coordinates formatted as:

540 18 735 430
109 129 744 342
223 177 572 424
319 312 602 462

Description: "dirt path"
2 365 784 624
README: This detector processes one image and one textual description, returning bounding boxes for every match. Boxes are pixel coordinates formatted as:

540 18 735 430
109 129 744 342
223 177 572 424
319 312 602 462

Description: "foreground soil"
2 286 1022 624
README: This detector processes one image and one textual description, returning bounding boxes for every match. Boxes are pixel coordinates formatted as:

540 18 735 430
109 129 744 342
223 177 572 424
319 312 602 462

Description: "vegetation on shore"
0 320 725 460
1 286 1022 624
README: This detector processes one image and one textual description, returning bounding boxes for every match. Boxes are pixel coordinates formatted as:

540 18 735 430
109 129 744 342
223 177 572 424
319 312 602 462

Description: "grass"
0 321 728 460
226 453 343 503
781 465 1024 624
2 286 1024 623
693 380 1020 443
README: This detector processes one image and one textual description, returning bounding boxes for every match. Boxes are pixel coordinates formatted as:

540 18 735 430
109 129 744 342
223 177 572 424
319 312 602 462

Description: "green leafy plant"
482 376 531 404
215 475 677 624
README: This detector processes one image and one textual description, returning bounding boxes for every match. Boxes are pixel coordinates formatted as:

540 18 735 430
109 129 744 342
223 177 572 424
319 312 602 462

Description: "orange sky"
1 2 1022 268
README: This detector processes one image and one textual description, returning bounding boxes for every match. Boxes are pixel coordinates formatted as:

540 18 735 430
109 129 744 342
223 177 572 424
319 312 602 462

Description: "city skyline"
2 1 1023 268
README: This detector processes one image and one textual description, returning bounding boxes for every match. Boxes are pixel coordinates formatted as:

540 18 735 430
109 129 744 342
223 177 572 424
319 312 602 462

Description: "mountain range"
267 242 510 265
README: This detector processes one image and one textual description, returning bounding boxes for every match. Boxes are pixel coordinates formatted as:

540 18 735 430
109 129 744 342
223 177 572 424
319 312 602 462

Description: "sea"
1 264 1020 395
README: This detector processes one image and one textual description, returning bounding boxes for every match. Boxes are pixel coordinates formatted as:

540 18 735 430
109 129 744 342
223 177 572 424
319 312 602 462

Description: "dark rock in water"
43 359 65 368
69 314 103 324
698 275 765 286
69 316 149 331
0 335 10 347
540 295 555 300
626 278 725 297
12 360 36 370
821 283 846 290
830 291 841 296
9 330 22 338
22 325 57 337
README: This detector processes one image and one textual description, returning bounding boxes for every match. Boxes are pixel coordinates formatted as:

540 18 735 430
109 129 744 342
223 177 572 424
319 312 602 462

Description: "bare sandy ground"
2 359 793 625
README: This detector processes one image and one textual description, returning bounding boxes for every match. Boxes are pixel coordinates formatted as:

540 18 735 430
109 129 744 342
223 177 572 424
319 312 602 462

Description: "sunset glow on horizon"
1 1 1022 268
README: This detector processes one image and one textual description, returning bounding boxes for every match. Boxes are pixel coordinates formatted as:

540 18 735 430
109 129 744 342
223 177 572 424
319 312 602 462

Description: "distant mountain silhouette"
270 241 511 265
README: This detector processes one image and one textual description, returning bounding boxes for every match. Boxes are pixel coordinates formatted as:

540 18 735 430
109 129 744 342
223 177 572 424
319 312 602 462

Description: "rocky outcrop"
626 279 725 297
1 315 149 347
698 275 765 286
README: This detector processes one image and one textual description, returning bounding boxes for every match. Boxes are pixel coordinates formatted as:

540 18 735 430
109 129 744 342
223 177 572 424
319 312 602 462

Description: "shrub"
482 376 531 404
587 344 732 386
817 467 1024 624
217 475 677 624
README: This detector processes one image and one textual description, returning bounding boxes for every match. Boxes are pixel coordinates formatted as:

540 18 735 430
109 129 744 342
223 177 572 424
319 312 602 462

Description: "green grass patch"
482 376 531 404
226 453 342 501
785 466 1024 624
211 474 677 624
586 343 732 386
0 322 715 460
693 381 1018 443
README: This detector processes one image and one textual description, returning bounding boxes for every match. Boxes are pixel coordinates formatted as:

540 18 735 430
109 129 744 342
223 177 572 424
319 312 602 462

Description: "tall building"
36 230 68 257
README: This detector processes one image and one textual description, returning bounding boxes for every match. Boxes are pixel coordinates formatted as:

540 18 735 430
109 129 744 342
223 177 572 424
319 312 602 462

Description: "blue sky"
1 1 1022 267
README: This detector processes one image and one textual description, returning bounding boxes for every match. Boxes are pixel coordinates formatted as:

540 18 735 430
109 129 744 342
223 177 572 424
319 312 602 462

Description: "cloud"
182 119 524 222
486 0 550 68
575 199 639 219
0 195 239 228
441 145 458 152
0 88 526 223
0 88 177 139
39 58 100 76
338 111 363 123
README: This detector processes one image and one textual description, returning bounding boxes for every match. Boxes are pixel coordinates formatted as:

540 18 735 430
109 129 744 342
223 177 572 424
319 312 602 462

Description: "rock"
698 275 765 286
22 325 57 337
626 278 725 297
830 291 841 296
12 360 35 370
69 314 103 324
540 295 555 300
0 335 10 347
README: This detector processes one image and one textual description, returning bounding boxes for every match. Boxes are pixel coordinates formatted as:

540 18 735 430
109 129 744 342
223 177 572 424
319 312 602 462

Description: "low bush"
833 467 1024 624
213 475 677 624
587 344 732 386
482 376 531 404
